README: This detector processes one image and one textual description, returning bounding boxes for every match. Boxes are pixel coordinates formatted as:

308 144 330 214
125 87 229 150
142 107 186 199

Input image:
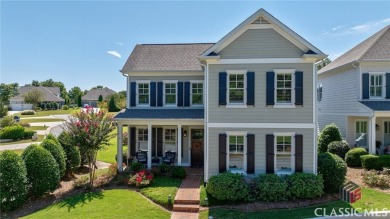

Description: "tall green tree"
108 95 119 112
91 85 104 90
0 83 19 104
118 90 126 99
23 89 44 110
317 58 332 70
31 80 40 86
68 86 83 104
98 95 103 102
77 95 82 107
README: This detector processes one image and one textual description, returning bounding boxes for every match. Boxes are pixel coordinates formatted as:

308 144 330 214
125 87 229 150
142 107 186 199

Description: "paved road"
0 142 42 151
50 125 64 137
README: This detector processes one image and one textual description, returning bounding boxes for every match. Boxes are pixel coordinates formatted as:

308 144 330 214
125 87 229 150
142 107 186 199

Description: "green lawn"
16 109 78 118
25 126 48 131
200 187 390 219
140 177 182 207
21 118 65 123
22 189 170 219
0 135 44 145
97 127 127 163
0 149 24 155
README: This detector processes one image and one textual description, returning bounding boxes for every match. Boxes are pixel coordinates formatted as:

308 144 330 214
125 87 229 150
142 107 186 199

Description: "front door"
191 129 204 167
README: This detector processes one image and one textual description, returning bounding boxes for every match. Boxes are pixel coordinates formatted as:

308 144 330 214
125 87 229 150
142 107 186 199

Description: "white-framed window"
227 70 246 107
137 81 150 106
275 69 295 105
191 81 203 105
165 129 176 143
164 81 177 105
317 83 323 102
226 131 247 173
138 128 148 142
274 133 295 174
355 120 368 147
369 73 385 98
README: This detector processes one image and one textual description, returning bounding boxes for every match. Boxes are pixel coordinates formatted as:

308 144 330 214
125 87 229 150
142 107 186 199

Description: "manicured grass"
350 187 390 210
97 127 127 163
25 126 48 131
0 149 24 155
16 109 78 118
140 176 182 207
22 189 171 219
0 135 44 145
21 118 65 123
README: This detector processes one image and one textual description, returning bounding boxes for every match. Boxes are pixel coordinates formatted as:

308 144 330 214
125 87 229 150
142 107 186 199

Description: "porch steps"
173 204 199 212
170 174 201 219
174 199 200 205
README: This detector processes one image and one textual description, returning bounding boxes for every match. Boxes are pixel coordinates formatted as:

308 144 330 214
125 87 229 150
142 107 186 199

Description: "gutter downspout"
200 63 208 184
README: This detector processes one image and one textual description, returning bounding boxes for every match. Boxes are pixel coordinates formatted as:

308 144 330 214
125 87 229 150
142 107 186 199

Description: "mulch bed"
346 166 390 194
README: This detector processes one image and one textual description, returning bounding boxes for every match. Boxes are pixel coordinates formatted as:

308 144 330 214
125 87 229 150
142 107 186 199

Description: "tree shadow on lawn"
48 190 104 212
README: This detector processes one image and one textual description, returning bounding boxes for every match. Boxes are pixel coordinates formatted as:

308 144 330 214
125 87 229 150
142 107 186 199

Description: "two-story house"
318 25 390 155
114 8 327 182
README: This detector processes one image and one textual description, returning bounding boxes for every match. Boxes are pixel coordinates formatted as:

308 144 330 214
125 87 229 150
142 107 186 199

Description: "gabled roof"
318 25 390 74
201 8 326 57
10 86 64 102
82 87 116 101
114 108 204 120
121 43 214 72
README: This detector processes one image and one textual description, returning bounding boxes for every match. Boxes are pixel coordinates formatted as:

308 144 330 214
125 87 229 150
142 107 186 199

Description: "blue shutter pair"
130 82 159 107
218 72 255 106
364 73 390 99
266 71 303 106
177 82 191 107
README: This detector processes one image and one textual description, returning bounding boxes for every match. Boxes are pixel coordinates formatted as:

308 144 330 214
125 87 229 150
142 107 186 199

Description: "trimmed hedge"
21 144 40 160
345 148 368 167
46 133 61 145
0 151 28 211
61 105 69 110
327 141 350 159
23 130 36 139
0 116 15 128
286 173 324 199
251 174 288 201
318 152 347 193
171 166 186 179
58 132 80 171
0 125 25 140
206 172 250 201
21 110 36 115
361 155 390 170
318 123 342 153
378 155 390 169
41 139 66 177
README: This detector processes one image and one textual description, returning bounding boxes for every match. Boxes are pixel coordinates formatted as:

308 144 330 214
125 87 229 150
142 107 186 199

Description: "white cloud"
332 25 343 31
381 18 390 23
107 51 121 58
114 42 124 46
325 18 390 36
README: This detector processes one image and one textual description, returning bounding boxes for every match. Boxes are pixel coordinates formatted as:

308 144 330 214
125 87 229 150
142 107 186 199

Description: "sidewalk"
0 142 42 151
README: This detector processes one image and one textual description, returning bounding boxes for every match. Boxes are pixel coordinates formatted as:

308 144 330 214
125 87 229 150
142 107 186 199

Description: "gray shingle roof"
10 86 64 102
82 87 116 101
360 101 390 111
114 108 204 119
319 25 390 74
121 43 214 72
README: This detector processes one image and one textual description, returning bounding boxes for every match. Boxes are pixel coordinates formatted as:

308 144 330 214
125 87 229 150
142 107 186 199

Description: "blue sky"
1 1 389 92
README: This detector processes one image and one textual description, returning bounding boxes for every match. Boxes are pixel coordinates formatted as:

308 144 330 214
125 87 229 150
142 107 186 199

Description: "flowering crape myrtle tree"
63 106 115 188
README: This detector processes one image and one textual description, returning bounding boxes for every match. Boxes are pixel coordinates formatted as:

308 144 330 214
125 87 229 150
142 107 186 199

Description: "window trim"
274 69 295 108
136 80 151 107
273 132 295 175
226 70 247 108
317 83 323 102
190 80 204 106
164 128 177 144
137 128 149 142
369 72 386 99
163 80 178 107
225 131 247 174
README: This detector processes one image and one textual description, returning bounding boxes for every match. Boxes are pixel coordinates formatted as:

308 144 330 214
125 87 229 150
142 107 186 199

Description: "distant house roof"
360 101 390 111
10 86 64 102
319 25 390 74
82 87 116 101
114 108 204 119
121 43 214 72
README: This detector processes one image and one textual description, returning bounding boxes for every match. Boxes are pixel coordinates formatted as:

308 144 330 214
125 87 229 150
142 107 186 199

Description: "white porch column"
117 124 123 172
178 124 182 166
370 116 376 154
147 124 152 169
127 126 131 158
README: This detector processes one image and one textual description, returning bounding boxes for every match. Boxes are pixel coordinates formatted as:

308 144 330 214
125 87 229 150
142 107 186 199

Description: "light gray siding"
129 75 203 82
208 63 314 123
360 62 390 73
318 114 348 139
218 29 304 59
207 127 315 177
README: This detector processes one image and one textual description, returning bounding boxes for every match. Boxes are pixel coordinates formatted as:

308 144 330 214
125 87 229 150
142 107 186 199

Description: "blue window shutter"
386 73 390 99
295 71 303 105
184 82 191 107
150 82 156 107
157 82 163 106
246 72 255 106
130 82 136 107
177 82 184 107
219 72 227 105
266 72 275 106
362 73 369 99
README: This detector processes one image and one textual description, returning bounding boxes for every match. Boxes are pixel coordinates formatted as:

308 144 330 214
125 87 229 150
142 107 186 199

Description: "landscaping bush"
61 105 69 110
318 123 342 153
345 148 368 167
21 144 40 160
58 132 80 171
128 170 153 188
150 167 161 176
130 162 145 172
0 151 28 211
378 155 390 169
23 147 60 197
362 170 390 189
35 107 42 112
171 166 186 179
318 152 347 193
361 155 380 170
0 101 8 118
18 121 30 127
0 116 15 128
23 130 36 139
286 173 324 199
158 163 171 174
327 140 350 159
46 133 61 145
21 110 36 115
251 174 288 201
206 172 250 201
0 125 25 140
45 103 51 110
41 103 46 110
41 139 66 177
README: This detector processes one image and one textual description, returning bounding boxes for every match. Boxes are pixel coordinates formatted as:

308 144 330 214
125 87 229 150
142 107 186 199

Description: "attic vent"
251 16 271 24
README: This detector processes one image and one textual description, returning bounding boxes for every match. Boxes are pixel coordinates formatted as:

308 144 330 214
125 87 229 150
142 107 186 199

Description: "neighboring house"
318 25 390 155
9 86 64 110
114 8 326 181
82 87 116 107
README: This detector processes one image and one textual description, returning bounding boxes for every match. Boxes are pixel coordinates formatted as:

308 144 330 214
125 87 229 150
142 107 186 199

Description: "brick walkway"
171 168 202 219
